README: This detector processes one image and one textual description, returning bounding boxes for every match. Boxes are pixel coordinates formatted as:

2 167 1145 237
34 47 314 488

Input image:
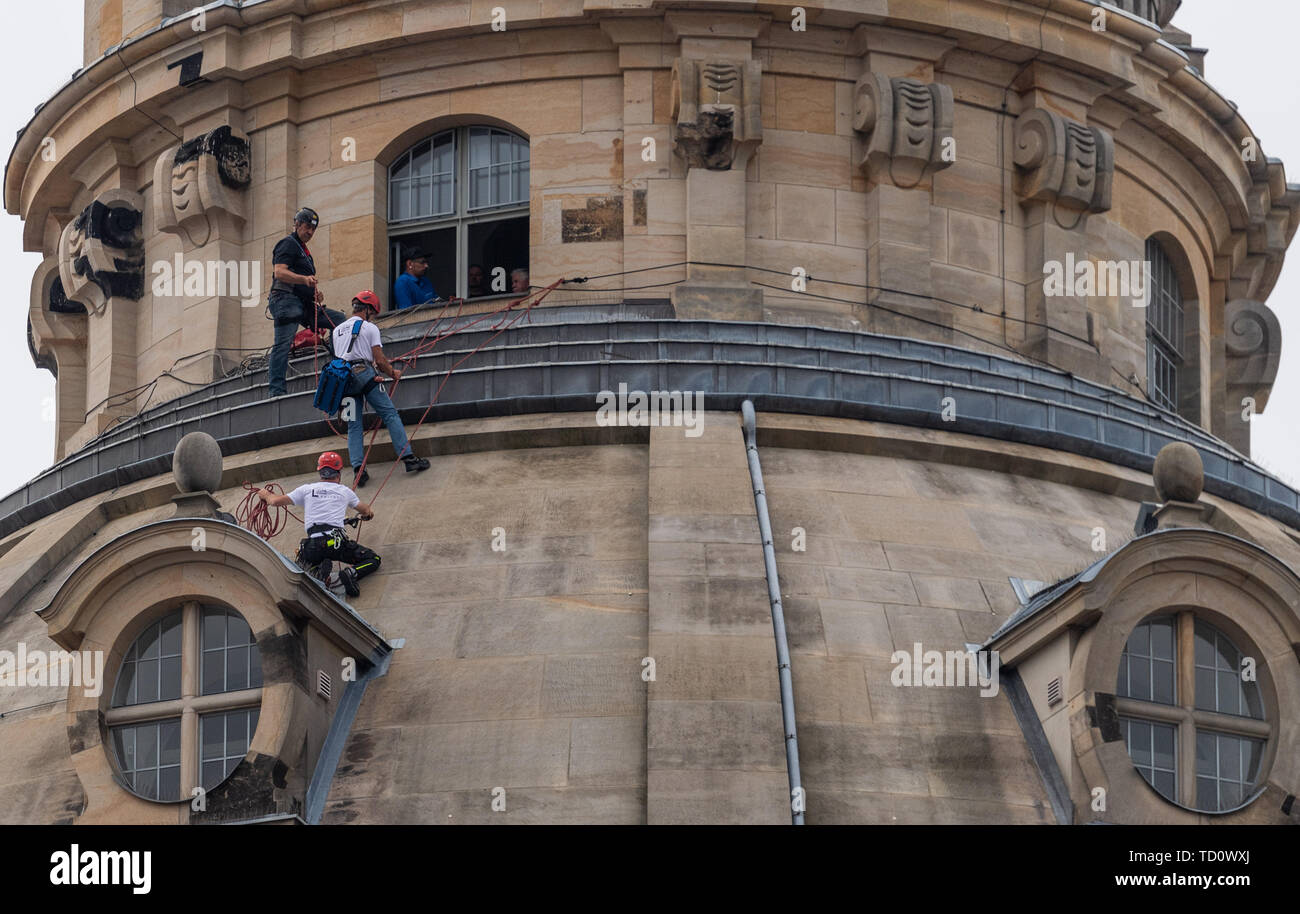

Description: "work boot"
339 567 361 598
404 454 430 473
354 468 369 488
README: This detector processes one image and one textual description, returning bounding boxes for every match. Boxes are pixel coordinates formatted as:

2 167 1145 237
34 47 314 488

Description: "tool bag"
312 319 364 415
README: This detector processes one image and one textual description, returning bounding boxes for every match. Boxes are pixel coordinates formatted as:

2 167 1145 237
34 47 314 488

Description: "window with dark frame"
387 126 530 305
1116 613 1269 813
1145 237 1183 413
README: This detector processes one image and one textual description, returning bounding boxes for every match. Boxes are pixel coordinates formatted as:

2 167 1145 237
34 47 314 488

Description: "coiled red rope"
235 481 299 540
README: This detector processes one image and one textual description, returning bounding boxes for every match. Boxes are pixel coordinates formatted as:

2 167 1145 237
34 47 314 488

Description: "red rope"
235 481 300 540
238 284 563 544
356 281 562 514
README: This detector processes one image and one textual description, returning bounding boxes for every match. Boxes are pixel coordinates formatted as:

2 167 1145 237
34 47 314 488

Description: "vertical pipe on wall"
740 400 804 824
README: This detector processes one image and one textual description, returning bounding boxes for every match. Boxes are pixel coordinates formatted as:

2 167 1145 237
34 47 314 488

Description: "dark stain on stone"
258 629 307 690
675 109 737 170
562 196 624 243
192 752 291 824
632 189 647 226
1089 692 1122 742
323 800 358 824
345 730 375 763
68 709 101 754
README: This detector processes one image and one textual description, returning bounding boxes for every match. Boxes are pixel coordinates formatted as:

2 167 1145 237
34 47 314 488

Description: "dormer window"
1116 613 1268 812
106 603 264 802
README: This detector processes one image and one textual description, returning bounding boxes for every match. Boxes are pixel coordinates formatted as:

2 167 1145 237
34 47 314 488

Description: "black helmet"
294 207 319 228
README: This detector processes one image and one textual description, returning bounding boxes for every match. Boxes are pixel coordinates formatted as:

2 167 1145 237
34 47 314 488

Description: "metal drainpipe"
741 400 805 825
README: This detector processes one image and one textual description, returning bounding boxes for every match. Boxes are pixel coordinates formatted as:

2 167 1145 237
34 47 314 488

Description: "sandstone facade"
2 0 1298 825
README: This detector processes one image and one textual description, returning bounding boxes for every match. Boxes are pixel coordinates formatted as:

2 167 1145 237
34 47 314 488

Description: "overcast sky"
1 1 1296 492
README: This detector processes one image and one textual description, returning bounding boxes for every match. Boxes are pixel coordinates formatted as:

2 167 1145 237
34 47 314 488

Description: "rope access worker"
267 207 345 397
254 452 378 597
334 290 431 487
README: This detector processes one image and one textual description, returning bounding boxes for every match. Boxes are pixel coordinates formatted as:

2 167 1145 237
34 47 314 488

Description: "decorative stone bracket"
1224 299 1281 413
153 125 251 248
852 74 954 185
1013 109 1114 213
670 58 762 170
56 189 145 312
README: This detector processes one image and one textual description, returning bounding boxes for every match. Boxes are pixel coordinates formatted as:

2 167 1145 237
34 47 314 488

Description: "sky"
1 0 1297 491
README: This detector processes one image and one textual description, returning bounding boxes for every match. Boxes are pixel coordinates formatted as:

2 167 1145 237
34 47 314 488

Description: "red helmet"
353 290 381 314
317 452 344 474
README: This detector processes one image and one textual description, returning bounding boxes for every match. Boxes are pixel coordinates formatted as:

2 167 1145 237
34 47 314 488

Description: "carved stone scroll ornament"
1013 109 1114 213
852 74 954 184
1224 299 1281 412
56 190 145 313
153 125 251 247
670 58 762 170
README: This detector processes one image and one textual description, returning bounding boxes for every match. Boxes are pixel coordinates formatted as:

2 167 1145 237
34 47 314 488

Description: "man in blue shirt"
393 248 436 309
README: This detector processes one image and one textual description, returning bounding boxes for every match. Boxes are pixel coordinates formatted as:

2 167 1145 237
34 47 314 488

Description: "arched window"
107 603 262 802
1117 613 1268 813
387 126 529 305
1145 238 1184 414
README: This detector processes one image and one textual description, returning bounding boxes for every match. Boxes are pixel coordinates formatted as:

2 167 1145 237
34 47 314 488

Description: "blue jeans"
345 366 412 468
267 294 344 397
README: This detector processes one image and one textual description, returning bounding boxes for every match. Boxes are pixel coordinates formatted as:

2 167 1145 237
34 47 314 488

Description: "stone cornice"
36 516 391 665
987 527 1300 666
7 0 1293 300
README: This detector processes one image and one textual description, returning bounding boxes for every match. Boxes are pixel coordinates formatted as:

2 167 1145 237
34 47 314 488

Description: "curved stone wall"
8 0 1297 457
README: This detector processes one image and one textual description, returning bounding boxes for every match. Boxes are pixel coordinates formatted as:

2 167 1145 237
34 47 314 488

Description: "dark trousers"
297 529 382 580
268 294 345 396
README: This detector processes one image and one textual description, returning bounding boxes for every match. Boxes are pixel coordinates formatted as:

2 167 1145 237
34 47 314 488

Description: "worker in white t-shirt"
255 451 378 598
331 290 430 488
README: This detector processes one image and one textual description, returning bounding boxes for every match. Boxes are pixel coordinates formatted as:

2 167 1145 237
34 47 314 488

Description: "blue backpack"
312 320 362 415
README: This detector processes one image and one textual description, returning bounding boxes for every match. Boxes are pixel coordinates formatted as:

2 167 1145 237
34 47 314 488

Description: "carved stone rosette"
1013 108 1114 213
670 58 762 170
153 125 251 248
56 189 145 312
852 74 954 184
1224 299 1281 413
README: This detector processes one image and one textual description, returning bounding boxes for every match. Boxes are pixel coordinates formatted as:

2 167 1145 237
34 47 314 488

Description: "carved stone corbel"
29 256 88 460
57 189 145 312
1013 109 1114 213
1224 299 1281 414
852 74 953 184
153 125 251 248
670 58 762 170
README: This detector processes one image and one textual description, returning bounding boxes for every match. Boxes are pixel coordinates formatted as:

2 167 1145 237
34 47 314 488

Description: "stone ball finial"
173 432 223 493
1153 442 1203 503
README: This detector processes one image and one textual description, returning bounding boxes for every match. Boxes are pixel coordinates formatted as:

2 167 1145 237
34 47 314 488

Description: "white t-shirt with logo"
288 481 360 532
331 316 383 362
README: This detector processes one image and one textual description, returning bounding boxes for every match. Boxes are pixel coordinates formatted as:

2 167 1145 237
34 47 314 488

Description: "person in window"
510 267 529 295
393 247 436 310
332 290 430 487
254 452 377 598
267 207 345 396
467 263 487 298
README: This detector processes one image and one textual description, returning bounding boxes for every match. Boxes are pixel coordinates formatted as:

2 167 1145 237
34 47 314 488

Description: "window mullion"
1175 611 1195 806
181 601 200 805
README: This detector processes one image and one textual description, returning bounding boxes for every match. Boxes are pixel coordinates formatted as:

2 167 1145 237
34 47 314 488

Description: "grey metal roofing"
3 301 1299 540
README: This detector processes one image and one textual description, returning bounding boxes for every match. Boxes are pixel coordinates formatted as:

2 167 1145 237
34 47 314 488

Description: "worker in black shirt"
267 207 345 396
